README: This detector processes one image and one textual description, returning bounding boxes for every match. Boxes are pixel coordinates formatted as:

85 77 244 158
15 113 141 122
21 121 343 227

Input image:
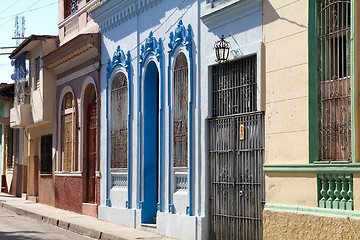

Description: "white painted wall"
92 0 262 239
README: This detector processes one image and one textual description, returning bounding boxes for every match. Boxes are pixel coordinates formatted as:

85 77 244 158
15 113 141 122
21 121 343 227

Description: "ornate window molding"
105 45 132 208
167 19 194 215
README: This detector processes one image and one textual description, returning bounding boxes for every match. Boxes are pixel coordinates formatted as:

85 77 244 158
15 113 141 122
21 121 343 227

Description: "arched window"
110 72 128 169
173 52 188 168
61 92 76 172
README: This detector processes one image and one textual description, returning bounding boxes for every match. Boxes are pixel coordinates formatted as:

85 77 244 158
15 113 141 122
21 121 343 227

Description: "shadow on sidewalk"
0 231 43 240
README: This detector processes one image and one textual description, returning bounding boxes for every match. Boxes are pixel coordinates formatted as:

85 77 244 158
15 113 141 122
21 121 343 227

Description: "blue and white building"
91 0 264 239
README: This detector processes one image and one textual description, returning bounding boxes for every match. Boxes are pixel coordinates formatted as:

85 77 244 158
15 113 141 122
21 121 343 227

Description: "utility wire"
0 0 21 15
0 1 57 28
0 0 42 20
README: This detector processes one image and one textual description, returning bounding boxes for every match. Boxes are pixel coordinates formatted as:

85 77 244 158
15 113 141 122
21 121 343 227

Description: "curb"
0 201 124 240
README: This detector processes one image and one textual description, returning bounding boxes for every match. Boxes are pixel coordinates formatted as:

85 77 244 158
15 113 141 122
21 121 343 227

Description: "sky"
0 0 58 83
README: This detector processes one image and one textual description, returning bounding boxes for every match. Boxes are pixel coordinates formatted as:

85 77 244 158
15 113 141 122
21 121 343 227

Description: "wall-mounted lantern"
214 35 230 64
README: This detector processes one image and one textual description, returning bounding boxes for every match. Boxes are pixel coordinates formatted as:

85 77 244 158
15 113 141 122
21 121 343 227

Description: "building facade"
9 35 58 204
91 0 264 239
42 0 101 216
263 0 360 239
0 84 14 194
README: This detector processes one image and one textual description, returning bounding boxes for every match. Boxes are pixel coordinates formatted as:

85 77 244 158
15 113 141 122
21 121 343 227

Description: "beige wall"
263 0 308 165
265 173 317 207
28 39 57 125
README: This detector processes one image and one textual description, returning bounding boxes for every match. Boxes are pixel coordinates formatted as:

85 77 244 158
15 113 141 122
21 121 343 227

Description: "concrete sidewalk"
0 193 173 240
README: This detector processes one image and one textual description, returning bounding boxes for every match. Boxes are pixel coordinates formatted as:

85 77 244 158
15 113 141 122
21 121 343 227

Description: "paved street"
0 208 94 240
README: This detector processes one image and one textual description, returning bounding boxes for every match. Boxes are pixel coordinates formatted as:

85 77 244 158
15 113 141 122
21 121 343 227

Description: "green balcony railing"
318 173 353 210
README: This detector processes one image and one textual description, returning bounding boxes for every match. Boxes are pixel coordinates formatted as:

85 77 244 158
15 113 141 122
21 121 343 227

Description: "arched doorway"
84 85 97 204
142 61 159 223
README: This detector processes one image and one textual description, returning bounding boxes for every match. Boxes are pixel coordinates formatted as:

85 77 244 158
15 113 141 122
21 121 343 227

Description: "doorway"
142 61 159 223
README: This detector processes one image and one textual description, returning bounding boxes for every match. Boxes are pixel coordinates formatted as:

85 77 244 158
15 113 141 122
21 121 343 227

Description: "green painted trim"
351 1 356 163
265 203 360 218
308 0 319 164
263 163 360 173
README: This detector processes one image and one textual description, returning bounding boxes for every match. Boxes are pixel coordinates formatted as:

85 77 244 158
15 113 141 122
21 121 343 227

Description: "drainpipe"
187 33 194 216
158 39 164 212
126 53 132 209
167 49 173 213
105 71 110 207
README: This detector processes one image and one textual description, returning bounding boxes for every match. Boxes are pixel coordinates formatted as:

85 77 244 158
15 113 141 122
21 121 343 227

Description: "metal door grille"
110 73 128 169
4 125 13 169
318 0 351 161
87 100 97 203
209 56 264 240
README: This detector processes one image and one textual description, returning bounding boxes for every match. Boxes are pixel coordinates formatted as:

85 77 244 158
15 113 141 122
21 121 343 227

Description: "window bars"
173 52 188 168
64 0 79 18
35 57 40 91
41 135 52 174
110 73 128 169
318 0 351 161
212 55 257 117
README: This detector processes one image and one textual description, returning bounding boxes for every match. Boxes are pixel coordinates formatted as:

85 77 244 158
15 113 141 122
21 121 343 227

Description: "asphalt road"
0 208 94 240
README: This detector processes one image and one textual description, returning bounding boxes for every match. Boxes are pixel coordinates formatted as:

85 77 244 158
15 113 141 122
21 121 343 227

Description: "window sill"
54 172 82 177
39 173 53 177
263 163 360 173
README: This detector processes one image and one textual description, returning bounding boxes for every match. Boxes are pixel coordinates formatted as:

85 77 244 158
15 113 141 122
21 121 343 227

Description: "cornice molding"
106 45 131 79
139 31 163 68
90 0 163 33
168 19 192 56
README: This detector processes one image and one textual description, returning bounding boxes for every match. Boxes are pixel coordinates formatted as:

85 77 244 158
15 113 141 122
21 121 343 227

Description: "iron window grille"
35 57 40 90
173 52 188 168
212 55 257 117
318 0 351 161
41 134 52 174
64 0 78 19
110 73 128 169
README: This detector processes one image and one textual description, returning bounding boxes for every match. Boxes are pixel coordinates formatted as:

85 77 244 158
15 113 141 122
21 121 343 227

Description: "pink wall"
55 175 83 213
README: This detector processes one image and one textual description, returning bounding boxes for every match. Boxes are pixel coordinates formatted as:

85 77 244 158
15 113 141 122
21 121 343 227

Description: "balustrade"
318 173 353 210
175 170 188 191
111 172 127 189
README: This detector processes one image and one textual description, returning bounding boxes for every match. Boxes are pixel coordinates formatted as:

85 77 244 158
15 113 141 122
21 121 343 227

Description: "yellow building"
263 0 360 239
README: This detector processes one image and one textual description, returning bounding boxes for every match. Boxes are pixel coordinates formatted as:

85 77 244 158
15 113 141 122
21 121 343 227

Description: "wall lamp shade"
214 35 230 64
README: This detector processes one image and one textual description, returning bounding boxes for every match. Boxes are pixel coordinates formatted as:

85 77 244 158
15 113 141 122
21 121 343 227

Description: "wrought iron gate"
209 56 265 240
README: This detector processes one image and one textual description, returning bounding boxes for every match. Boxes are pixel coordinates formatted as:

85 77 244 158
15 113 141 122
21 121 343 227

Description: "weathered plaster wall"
263 0 308 165
55 175 83 213
39 175 55 206
263 210 360 240
265 173 317 206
